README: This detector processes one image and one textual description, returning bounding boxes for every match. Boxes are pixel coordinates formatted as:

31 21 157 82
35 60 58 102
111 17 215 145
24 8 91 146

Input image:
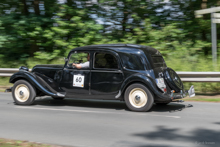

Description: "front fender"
10 71 64 97
120 73 172 101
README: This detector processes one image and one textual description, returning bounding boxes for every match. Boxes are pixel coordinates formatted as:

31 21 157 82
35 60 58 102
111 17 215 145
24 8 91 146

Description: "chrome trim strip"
63 68 90 72
91 70 122 73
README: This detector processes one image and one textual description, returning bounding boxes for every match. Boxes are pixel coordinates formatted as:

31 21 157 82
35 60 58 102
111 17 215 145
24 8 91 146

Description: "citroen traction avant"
8 44 195 112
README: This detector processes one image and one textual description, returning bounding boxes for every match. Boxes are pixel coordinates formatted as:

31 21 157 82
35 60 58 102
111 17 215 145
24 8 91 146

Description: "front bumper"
5 87 12 92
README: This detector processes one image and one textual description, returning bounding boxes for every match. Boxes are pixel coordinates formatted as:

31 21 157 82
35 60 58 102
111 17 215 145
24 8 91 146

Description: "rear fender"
120 73 171 101
10 71 64 97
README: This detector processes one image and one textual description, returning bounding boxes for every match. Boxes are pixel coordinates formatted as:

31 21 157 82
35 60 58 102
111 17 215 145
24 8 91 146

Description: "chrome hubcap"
19 91 24 96
135 95 141 104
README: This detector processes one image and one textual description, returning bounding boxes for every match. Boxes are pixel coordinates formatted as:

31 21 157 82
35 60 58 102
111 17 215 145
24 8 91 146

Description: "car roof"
70 44 161 55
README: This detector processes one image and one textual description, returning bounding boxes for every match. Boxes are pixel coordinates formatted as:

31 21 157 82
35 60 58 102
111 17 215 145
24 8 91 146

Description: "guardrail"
0 68 31 77
177 72 220 82
0 68 220 82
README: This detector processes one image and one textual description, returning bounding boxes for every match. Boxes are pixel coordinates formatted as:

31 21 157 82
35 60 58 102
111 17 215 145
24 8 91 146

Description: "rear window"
151 56 167 68
120 53 144 70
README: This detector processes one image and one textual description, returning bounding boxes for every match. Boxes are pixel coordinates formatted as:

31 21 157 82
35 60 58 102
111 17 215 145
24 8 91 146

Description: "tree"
34 3 104 61
0 0 57 63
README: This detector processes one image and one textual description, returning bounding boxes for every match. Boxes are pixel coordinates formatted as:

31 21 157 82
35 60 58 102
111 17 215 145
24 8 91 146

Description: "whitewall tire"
12 80 36 105
124 83 154 112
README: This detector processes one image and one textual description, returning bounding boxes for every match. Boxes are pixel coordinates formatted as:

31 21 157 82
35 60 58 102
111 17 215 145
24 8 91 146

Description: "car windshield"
151 56 167 68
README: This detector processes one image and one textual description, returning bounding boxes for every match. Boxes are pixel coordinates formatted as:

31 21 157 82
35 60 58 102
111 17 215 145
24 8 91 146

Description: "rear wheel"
12 80 36 105
124 84 154 112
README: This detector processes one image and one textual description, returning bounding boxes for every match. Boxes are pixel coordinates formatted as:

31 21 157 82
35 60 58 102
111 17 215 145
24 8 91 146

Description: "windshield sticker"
73 75 85 87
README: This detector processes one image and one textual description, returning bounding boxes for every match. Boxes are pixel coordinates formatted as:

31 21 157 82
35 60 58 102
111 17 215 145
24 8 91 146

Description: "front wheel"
12 80 36 105
124 83 154 112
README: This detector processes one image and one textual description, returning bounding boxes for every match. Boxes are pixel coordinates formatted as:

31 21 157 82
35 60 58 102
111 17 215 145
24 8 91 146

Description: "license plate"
188 85 195 97
156 78 166 88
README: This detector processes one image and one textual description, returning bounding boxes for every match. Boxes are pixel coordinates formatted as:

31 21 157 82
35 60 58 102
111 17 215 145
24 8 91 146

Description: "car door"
60 51 91 98
91 50 124 99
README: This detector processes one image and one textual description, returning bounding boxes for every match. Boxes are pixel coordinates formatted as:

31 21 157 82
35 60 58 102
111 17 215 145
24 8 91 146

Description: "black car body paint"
9 44 193 103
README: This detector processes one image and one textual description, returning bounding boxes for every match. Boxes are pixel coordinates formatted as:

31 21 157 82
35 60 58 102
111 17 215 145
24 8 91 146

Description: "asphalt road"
0 93 220 147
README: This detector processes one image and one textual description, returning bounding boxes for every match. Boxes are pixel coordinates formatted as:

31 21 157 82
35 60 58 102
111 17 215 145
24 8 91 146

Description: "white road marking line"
15 106 111 114
136 113 181 118
151 115 180 118
15 106 181 118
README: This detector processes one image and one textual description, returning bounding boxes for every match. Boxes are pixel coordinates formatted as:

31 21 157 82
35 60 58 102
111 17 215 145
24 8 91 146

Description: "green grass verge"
0 77 13 87
185 97 220 102
0 138 53 147
0 77 13 92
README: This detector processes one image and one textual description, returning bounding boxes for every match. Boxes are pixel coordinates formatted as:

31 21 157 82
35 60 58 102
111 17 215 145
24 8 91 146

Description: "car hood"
32 64 64 72
33 64 64 69
31 64 64 80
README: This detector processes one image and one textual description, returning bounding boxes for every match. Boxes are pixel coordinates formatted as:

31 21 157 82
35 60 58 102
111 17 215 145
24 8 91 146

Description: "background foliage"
0 0 220 92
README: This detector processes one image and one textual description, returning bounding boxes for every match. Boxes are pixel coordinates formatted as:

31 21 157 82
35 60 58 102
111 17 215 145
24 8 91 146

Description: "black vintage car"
8 44 195 112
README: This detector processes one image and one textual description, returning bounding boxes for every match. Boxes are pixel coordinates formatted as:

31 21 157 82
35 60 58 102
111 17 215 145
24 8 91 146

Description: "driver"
72 53 90 69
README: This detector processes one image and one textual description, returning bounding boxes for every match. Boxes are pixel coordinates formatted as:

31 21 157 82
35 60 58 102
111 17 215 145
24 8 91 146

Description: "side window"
68 52 90 68
94 52 118 69
120 53 145 70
